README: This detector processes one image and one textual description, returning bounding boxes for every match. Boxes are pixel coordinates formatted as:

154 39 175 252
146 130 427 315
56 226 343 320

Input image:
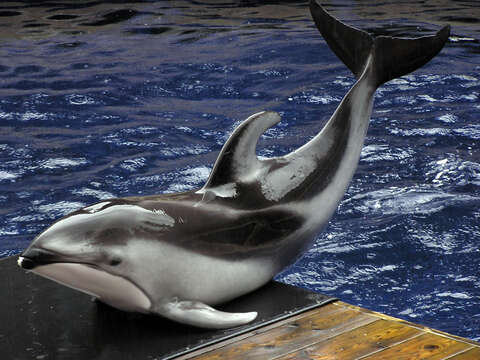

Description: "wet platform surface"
0 255 334 359
2 254 479 359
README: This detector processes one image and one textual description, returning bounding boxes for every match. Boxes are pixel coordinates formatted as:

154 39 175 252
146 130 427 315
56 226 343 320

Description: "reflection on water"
0 0 479 342
0 0 311 41
2 0 477 40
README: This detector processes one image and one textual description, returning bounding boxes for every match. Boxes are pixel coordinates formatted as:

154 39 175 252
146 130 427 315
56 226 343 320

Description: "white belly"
125 239 276 306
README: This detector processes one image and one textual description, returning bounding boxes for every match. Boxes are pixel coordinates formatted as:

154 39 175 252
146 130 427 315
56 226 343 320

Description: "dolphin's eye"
110 258 122 266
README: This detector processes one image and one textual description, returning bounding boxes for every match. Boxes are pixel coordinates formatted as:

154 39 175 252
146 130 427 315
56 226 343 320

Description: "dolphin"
18 0 450 329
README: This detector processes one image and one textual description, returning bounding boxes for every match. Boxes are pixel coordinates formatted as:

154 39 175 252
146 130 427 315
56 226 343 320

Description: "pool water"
0 0 479 341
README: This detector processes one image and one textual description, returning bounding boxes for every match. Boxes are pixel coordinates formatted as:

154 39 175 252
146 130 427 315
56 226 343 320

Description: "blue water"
0 0 479 341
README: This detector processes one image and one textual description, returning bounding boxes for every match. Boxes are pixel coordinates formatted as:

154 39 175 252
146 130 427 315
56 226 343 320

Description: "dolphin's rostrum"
18 1 449 329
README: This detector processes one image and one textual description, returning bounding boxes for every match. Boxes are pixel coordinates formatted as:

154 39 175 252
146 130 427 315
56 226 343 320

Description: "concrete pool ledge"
1 255 479 359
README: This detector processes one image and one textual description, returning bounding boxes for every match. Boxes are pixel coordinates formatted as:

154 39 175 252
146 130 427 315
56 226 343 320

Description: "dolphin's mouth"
18 247 82 270
17 253 152 313
17 256 36 270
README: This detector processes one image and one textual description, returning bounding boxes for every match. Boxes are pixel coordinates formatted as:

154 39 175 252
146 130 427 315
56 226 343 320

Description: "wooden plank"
175 308 325 360
187 300 479 360
193 303 376 360
446 347 480 360
273 319 422 360
362 333 472 360
335 301 480 348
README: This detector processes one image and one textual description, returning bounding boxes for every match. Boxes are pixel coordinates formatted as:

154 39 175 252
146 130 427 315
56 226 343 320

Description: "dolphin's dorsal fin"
202 111 281 190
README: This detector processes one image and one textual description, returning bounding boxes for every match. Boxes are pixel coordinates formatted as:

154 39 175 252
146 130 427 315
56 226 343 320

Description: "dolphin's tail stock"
309 0 450 87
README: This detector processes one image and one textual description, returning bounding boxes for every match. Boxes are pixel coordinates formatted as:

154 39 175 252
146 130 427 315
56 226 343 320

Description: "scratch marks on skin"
42 204 176 244
137 207 176 232
152 208 172 220
84 202 175 226
84 204 176 228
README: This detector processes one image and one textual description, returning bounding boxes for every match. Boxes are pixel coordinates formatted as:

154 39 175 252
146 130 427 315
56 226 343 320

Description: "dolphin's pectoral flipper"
309 0 450 86
204 111 281 189
154 299 258 329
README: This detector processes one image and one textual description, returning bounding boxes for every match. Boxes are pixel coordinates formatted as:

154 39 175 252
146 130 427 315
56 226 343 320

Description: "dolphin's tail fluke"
309 0 450 87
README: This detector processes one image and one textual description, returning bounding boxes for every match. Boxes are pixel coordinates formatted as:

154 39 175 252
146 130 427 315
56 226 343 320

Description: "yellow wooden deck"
178 301 480 360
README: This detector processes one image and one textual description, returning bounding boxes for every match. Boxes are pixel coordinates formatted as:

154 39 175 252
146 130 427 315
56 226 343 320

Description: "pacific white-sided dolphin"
18 0 450 329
